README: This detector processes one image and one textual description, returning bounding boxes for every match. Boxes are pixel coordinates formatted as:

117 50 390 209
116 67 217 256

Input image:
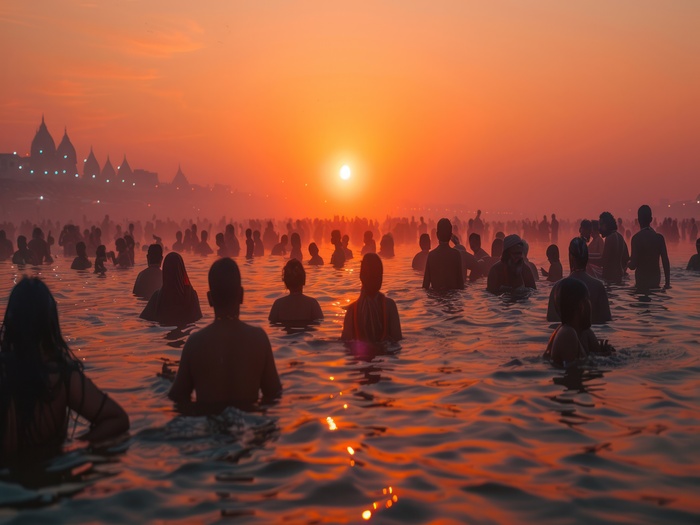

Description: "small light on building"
39 150 43 154
40 196 44 200
63 155 67 159
106 179 110 183
92 174 96 178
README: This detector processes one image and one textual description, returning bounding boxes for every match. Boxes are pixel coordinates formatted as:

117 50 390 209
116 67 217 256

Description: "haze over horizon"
1 1 698 219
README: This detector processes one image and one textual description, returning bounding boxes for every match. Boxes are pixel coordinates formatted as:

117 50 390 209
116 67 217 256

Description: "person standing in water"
268 259 324 324
422 218 464 290
628 205 671 291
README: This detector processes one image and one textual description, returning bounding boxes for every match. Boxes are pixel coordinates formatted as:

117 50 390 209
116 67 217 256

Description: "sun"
339 165 351 180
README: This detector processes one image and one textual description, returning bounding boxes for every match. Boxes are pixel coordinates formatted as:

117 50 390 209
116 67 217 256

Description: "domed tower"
83 147 101 181
118 155 133 185
56 128 78 178
101 156 116 183
172 164 189 189
30 115 57 176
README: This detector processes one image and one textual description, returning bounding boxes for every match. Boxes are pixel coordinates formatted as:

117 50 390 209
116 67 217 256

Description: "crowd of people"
0 204 698 467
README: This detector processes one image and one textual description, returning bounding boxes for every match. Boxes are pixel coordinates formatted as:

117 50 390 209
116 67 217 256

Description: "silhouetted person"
341 253 402 342
124 235 136 266
540 244 563 282
113 238 132 268
0 278 129 465
195 231 213 256
224 224 240 257
94 245 109 275
412 233 430 272
215 233 229 257
253 230 264 257
172 231 184 252
70 241 92 270
452 234 480 281
28 227 53 265
486 234 536 294
588 220 604 266
269 259 323 324
133 244 163 299
245 228 254 259
598 212 629 284
12 236 36 266
168 258 282 407
469 233 489 261
551 213 559 244
263 221 278 251
289 233 303 262
422 218 464 290
547 238 611 324
579 219 592 243
342 234 354 260
687 239 700 271
308 242 324 266
539 215 550 243
271 234 288 256
689 219 698 245
140 252 202 326
544 277 614 368
628 205 671 291
361 230 376 255
330 230 346 268
378 233 395 258
0 230 13 261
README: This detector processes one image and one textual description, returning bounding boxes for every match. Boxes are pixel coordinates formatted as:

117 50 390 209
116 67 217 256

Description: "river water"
1 243 699 524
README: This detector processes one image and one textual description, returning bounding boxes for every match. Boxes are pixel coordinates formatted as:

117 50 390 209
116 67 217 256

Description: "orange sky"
1 1 698 219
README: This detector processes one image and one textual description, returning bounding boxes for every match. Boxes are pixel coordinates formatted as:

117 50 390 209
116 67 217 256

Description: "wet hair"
468 233 480 247
32 227 42 239
546 244 560 261
360 253 383 295
0 278 81 451
290 232 301 248
208 257 241 309
96 244 106 257
308 242 319 256
17 235 27 249
76 241 87 257
558 277 589 326
283 259 306 289
599 212 617 231
437 218 452 243
637 205 652 227
147 244 163 265
331 230 341 243
568 237 589 268
580 219 592 231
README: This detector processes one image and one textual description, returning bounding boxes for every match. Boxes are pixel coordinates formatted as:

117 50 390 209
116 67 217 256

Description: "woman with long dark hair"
140 252 202 326
0 278 129 465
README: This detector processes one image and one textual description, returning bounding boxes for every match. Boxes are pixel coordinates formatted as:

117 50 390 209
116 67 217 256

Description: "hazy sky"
1 1 698 218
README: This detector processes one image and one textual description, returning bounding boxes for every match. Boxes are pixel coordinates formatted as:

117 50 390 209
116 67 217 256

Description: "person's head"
191 224 198 234
495 231 505 240
342 234 350 247
696 237 700 255
568 237 589 270
309 242 319 257
147 244 163 266
502 234 524 264
17 235 27 250
124 235 134 249
0 230 5 241
363 230 373 243
215 232 225 247
76 241 87 258
558 277 591 330
201 230 208 242
469 233 481 252
437 218 452 243
162 252 191 294
552 213 556 220
419 233 430 251
331 229 341 244
491 238 503 258
96 244 106 257
225 224 235 235
32 227 43 240
579 219 592 241
599 212 617 237
280 234 288 246
291 232 301 248
282 258 306 291
207 257 243 315
1 277 77 376
379 233 394 254
253 230 261 240
360 253 383 295
175 231 182 241
546 244 559 262
637 205 652 228
245 228 252 239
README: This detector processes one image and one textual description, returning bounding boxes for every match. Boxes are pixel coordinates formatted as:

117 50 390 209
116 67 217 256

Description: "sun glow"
340 165 351 180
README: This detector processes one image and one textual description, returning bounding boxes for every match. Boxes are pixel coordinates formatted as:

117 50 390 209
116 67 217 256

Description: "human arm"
660 236 671 288
68 372 129 442
259 331 282 401
550 326 586 367
168 341 195 402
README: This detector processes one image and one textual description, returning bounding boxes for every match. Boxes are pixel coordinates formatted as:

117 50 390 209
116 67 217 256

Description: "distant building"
133 168 159 187
0 153 28 179
83 147 101 180
172 164 190 189
28 116 78 178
